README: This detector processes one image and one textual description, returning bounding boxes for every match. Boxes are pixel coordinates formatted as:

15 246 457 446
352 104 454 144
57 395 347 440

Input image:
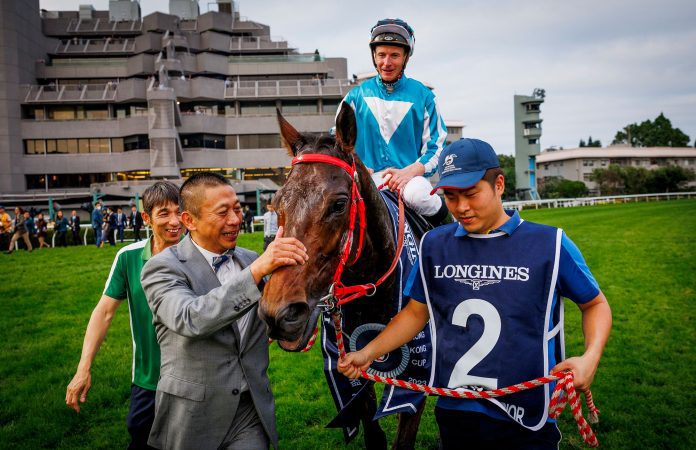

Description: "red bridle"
290 153 405 309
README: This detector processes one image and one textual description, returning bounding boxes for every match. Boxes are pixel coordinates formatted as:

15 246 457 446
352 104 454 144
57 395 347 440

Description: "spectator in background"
0 205 11 250
243 205 254 234
5 207 32 254
262 203 278 251
69 210 81 246
103 207 116 247
116 207 126 243
35 212 50 249
23 211 37 249
92 201 103 248
130 205 143 242
54 210 69 248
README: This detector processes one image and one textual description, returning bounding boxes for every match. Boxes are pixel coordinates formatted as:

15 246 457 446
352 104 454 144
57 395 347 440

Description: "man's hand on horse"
251 226 308 283
337 350 373 379
382 162 425 191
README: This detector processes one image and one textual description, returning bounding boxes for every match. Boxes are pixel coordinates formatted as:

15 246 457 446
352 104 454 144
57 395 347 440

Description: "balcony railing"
229 54 324 63
66 18 142 33
229 37 289 51
54 38 137 54
224 79 353 99
523 128 542 138
23 83 119 103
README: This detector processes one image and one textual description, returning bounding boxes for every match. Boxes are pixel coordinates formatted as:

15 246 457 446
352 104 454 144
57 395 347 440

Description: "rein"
291 153 405 309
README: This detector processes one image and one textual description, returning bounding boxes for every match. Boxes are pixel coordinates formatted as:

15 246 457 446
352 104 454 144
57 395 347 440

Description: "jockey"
339 18 449 224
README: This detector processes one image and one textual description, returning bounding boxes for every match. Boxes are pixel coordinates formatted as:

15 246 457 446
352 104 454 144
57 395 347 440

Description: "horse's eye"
329 199 348 215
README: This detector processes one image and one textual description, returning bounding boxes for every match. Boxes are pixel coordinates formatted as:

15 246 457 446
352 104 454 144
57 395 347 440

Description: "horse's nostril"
283 302 309 323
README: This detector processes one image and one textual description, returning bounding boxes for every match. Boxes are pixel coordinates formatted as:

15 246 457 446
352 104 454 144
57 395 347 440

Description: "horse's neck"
344 165 395 284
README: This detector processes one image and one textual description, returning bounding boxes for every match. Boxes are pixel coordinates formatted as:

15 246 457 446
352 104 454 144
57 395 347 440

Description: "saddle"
378 189 432 241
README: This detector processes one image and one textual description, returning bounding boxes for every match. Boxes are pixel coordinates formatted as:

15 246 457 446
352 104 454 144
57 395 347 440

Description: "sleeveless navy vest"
420 220 564 430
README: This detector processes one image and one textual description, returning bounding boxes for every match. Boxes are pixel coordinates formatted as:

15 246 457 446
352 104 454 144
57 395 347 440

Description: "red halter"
290 153 404 308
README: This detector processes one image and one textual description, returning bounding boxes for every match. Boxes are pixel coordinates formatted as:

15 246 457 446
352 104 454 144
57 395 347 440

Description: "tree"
539 176 589 199
498 154 516 200
646 166 695 193
612 113 690 147
579 136 601 147
591 165 624 195
591 164 694 195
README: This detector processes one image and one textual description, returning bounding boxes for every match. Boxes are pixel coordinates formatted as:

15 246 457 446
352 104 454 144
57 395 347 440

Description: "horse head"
259 104 392 351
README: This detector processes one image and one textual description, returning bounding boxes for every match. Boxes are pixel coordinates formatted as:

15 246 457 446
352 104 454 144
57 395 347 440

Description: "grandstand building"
0 0 462 211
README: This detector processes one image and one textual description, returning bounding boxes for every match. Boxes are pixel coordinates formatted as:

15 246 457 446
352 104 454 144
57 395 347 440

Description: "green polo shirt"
103 238 159 391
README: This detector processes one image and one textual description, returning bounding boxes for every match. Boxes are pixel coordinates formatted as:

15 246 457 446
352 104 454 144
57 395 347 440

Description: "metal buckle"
365 283 377 297
317 283 338 312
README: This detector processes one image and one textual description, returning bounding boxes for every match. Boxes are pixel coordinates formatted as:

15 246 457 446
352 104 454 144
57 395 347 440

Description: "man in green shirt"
66 181 182 449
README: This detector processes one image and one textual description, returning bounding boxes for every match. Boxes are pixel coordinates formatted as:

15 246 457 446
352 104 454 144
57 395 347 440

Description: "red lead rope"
330 313 600 447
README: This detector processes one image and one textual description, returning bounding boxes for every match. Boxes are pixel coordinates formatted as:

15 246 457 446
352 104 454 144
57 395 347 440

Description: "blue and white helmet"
369 18 415 57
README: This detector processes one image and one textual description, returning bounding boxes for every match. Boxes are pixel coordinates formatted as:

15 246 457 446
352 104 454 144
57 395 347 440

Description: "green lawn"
1 199 694 449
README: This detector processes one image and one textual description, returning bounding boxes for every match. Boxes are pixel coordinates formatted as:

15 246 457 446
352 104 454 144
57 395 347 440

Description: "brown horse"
259 104 426 449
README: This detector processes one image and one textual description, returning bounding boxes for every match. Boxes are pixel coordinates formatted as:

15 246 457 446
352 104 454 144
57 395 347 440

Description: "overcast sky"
41 0 696 154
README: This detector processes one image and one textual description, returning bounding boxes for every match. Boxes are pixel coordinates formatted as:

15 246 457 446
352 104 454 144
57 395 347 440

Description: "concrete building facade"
2 0 353 203
0 0 462 209
536 145 696 194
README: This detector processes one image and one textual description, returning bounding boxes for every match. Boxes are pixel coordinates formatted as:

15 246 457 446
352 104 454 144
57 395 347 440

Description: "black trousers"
126 385 157 450
435 407 561 450
55 231 67 247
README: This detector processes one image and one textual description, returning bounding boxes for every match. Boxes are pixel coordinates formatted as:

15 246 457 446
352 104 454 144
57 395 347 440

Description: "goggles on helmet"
369 18 415 56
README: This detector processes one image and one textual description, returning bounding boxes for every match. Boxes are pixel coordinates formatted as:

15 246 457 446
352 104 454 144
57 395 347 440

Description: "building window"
282 100 317 115
45 173 110 188
528 138 538 145
203 134 225 149
25 174 46 190
117 170 150 181
225 135 238 150
181 168 237 179
322 100 340 114
123 135 149 151
240 101 276 116
112 138 124 153
238 134 281 149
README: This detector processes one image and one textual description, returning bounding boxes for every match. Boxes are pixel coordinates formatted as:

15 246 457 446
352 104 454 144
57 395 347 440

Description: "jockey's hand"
382 162 425 191
250 226 308 283
550 353 599 392
338 350 373 379
66 369 92 413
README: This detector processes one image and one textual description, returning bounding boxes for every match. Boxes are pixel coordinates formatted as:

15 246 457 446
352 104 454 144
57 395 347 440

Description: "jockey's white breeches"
371 171 443 216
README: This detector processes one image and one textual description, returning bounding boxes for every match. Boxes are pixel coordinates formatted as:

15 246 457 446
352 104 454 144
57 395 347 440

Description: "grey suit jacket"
141 234 277 450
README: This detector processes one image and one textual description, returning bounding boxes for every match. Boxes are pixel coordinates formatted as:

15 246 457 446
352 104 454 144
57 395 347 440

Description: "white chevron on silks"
364 97 414 145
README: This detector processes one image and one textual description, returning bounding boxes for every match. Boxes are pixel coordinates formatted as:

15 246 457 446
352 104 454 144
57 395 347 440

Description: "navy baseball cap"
430 138 500 194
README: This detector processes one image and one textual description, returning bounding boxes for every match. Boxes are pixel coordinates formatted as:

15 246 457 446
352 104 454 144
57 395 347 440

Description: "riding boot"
425 199 451 227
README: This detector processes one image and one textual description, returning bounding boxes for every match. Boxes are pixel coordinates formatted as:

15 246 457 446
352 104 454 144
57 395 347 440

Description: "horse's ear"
277 108 304 156
335 102 357 153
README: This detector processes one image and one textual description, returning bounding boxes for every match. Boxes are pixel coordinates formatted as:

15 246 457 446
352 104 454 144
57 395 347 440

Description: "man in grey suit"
141 172 308 449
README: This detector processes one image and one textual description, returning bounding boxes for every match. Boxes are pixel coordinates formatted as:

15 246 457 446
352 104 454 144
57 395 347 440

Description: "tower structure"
513 89 545 200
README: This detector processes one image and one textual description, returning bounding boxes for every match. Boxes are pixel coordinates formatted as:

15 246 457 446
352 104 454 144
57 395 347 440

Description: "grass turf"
0 199 694 449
